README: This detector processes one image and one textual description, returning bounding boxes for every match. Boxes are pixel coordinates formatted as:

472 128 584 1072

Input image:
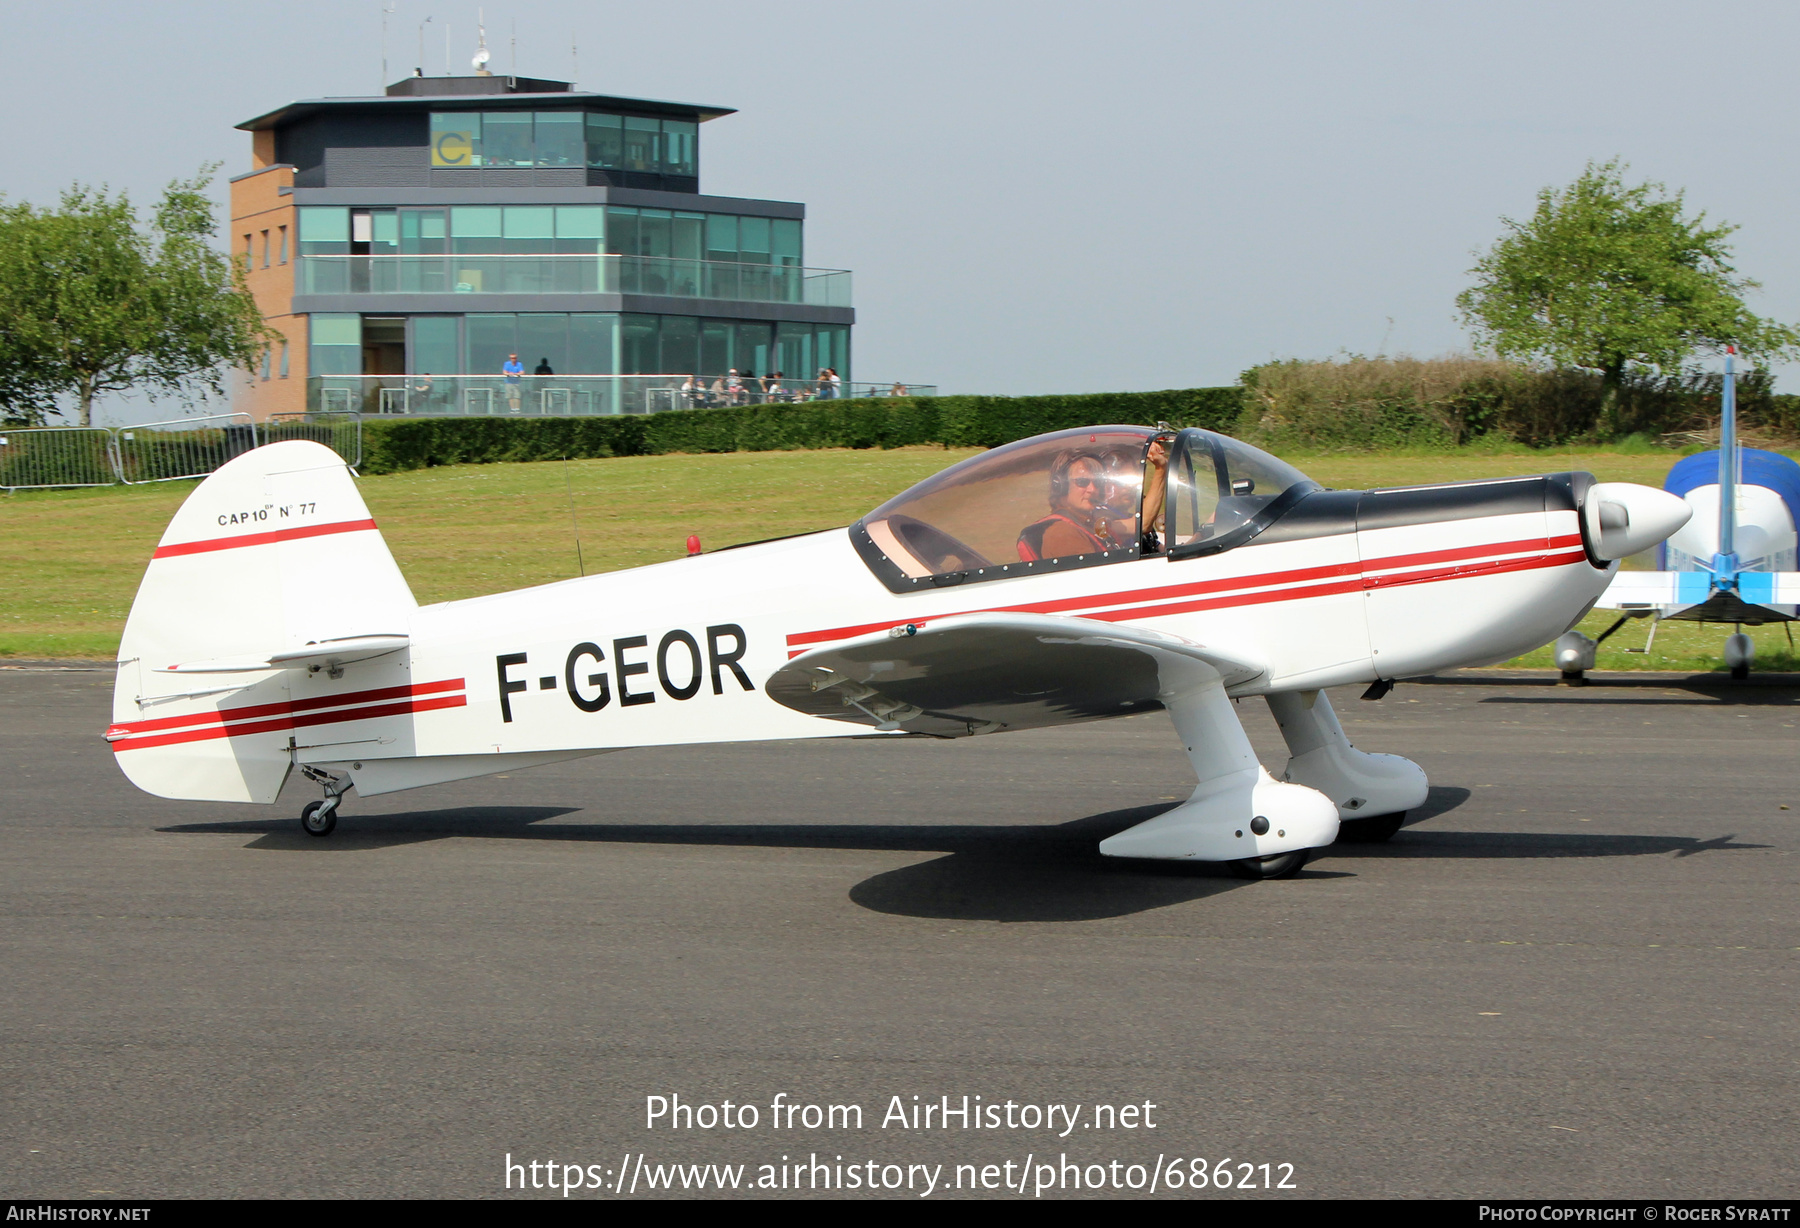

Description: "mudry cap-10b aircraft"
107 425 1691 878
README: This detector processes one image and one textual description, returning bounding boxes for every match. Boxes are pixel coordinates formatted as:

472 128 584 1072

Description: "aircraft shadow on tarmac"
156 785 1769 924
1480 694 1798 707
1417 673 1799 706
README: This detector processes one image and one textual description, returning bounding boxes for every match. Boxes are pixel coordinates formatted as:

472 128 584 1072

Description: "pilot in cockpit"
1017 439 1169 562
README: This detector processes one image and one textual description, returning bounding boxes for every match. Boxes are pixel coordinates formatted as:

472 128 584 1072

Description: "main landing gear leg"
298 765 351 838
1266 689 1428 844
1097 678 1338 878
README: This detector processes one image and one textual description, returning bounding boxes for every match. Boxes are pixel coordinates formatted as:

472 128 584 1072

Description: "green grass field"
4 444 1794 671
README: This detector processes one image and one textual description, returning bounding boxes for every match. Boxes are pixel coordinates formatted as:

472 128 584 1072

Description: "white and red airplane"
106 425 1689 878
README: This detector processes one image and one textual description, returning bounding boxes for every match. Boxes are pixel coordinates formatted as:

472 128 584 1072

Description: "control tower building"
230 72 855 417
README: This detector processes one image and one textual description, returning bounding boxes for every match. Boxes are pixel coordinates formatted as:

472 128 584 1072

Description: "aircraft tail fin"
108 441 417 803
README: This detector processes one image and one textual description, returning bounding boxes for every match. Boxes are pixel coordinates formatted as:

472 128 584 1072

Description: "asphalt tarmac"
2 665 1796 1200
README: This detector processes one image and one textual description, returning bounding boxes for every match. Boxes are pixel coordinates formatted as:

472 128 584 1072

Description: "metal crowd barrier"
1 412 365 492
115 413 258 485
263 411 363 471
0 426 119 491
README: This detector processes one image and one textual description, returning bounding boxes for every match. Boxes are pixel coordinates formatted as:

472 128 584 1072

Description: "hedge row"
357 387 1245 475
1238 358 1800 451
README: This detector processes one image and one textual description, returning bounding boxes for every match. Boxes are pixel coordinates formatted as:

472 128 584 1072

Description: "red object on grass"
686 534 702 556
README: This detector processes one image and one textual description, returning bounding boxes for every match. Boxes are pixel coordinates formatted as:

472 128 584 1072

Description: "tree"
0 168 273 427
1457 159 1799 426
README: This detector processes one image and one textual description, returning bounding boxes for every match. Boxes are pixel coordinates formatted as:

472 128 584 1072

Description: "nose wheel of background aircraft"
300 798 339 837
1336 812 1406 843
1228 849 1310 880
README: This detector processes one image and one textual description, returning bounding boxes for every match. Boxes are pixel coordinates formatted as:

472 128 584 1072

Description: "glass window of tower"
503 207 554 253
585 113 623 169
451 207 503 254
623 117 661 171
663 121 697 176
554 206 604 253
309 314 362 375
428 110 697 175
534 112 584 167
399 209 447 253
481 112 534 167
298 207 350 254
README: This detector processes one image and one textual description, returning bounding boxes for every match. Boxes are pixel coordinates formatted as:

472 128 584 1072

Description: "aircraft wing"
765 613 1267 738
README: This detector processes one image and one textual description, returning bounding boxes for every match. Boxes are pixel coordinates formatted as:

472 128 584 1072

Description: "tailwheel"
1337 812 1406 844
1726 632 1753 681
300 799 338 838
1228 848 1310 880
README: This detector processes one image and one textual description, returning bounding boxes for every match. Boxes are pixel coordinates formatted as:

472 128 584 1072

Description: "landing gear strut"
297 764 350 837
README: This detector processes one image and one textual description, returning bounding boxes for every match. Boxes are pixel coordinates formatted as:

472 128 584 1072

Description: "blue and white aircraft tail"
1577 349 1800 679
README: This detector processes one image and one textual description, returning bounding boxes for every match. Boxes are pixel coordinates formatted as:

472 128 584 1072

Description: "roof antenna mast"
417 15 431 76
473 9 492 75
380 1 396 88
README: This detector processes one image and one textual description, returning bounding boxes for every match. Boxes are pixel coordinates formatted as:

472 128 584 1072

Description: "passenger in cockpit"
1017 441 1168 561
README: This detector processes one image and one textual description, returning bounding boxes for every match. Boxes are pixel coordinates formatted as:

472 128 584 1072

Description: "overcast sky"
5 0 1799 422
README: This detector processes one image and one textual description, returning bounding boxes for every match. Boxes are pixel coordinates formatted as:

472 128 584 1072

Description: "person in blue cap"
502 352 524 412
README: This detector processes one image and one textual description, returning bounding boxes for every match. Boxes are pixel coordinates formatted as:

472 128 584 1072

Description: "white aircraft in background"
1564 349 1800 681
106 424 1688 879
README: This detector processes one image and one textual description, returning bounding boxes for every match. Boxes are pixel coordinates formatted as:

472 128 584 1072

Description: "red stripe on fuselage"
109 678 465 738
787 532 1585 651
108 691 466 754
152 519 378 559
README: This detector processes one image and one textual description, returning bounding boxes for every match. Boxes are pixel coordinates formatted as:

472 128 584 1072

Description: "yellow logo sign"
432 132 474 168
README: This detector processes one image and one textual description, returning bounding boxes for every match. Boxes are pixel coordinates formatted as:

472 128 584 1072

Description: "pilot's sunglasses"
1069 477 1100 488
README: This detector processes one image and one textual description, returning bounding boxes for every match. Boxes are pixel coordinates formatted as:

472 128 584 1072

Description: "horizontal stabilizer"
1601 570 1800 610
159 634 411 674
1599 570 1681 608
1741 572 1800 604
767 612 1267 737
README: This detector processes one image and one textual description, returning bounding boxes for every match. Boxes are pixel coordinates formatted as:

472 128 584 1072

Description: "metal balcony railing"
298 254 852 307
307 374 936 417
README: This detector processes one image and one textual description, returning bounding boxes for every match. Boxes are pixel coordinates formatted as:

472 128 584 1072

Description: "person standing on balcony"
725 369 743 406
824 368 842 399
503 353 525 413
681 375 700 408
708 374 727 407
814 368 835 400
534 357 554 375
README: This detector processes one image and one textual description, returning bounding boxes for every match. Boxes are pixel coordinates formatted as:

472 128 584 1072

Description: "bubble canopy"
850 426 1320 591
